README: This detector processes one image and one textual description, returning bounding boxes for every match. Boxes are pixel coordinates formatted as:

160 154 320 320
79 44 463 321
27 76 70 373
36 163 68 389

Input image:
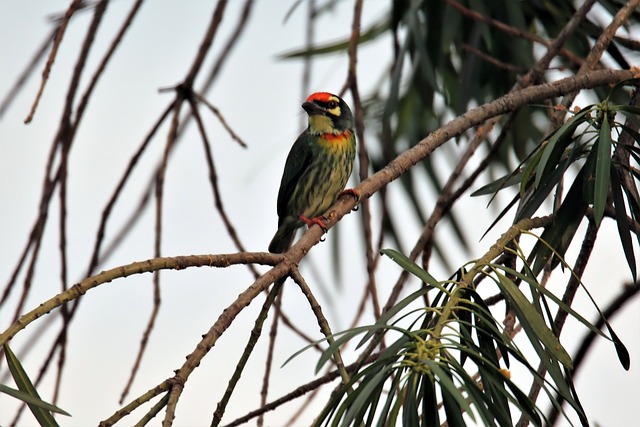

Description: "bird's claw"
339 188 360 211
339 188 360 201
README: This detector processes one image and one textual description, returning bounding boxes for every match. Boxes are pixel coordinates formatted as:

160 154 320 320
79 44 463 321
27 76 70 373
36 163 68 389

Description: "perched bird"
268 92 357 253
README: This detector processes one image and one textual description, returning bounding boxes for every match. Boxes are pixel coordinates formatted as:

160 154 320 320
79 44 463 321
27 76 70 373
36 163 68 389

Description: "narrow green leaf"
607 78 640 96
497 265 609 341
475 137 548 208
466 289 510 368
615 103 640 116
473 308 500 367
502 263 630 371
278 19 389 59
503 381 542 425
610 165 637 281
4 344 64 425
381 248 440 288
516 149 579 222
282 325 371 370
457 289 473 367
525 327 576 410
315 325 374 372
318 360 388 426
618 164 640 230
355 287 427 348
520 147 545 197
594 112 612 225
343 365 391 426
428 361 473 424
531 167 587 275
421 374 439 427
0 384 70 416
492 272 573 369
534 108 590 188
402 375 420 427
471 171 523 197
364 377 384 427
388 371 405 426
608 325 631 370
475 364 512 426
376 373 402 427
481 192 521 239
446 356 497 427
408 12 437 91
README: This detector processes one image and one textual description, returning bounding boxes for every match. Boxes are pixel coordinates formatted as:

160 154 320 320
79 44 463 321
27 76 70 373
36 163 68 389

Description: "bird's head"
302 92 353 135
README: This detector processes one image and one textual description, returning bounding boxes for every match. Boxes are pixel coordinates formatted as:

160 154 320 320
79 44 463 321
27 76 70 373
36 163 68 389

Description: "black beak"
302 101 325 116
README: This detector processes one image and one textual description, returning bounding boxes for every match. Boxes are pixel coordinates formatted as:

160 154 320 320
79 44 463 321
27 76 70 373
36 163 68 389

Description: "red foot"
299 215 328 232
339 188 360 201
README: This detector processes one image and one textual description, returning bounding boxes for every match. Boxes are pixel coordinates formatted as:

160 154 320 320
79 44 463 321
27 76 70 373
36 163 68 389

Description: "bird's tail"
268 220 297 253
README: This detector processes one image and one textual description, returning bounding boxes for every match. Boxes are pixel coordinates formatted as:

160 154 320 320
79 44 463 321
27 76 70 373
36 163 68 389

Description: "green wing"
276 131 313 223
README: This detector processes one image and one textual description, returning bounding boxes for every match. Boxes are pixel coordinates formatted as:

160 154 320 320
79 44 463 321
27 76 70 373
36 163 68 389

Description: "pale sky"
0 1 638 426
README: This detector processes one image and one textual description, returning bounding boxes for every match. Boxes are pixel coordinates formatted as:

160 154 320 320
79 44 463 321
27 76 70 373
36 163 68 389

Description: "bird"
268 92 357 254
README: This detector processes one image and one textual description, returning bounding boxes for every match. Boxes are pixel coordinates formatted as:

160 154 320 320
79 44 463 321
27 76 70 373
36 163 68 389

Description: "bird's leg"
339 188 360 211
299 215 328 233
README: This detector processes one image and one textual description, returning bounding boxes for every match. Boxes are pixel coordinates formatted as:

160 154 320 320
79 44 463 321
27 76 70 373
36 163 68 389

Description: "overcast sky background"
0 1 638 426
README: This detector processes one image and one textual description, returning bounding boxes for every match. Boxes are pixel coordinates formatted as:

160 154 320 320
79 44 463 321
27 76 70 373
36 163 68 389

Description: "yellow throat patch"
308 114 339 135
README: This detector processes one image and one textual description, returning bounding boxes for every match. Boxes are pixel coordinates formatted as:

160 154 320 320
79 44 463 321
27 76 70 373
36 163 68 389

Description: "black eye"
327 100 337 109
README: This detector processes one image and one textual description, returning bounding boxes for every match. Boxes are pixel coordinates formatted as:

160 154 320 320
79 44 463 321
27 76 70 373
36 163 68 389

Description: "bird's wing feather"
276 131 313 222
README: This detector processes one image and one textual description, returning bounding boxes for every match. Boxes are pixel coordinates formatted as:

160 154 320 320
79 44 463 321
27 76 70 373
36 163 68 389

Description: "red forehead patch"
306 92 335 103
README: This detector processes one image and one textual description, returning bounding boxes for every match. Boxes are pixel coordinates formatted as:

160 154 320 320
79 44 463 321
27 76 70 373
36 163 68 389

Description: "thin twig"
290 268 350 386
86 100 176 276
72 0 146 131
163 261 288 426
0 27 55 118
422 119 498 269
195 93 248 148
257 288 282 427
446 0 585 68
278 310 323 351
284 375 325 426
461 43 526 73
301 0 315 129
344 0 382 321
133 394 170 427
188 96 260 278
155 99 184 426
169 0 254 146
7 4 115 423
24 0 84 124
100 381 172 427
211 281 283 427
518 0 597 87
552 0 640 123
222 351 380 427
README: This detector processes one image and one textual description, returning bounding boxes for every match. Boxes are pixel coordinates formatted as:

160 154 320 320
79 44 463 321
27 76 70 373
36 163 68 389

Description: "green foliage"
474 91 640 281
363 0 639 267
309 248 628 426
3 344 70 425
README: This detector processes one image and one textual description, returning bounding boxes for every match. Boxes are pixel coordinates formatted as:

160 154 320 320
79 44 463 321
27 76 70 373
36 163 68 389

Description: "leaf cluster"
311 245 629 427
475 85 640 280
